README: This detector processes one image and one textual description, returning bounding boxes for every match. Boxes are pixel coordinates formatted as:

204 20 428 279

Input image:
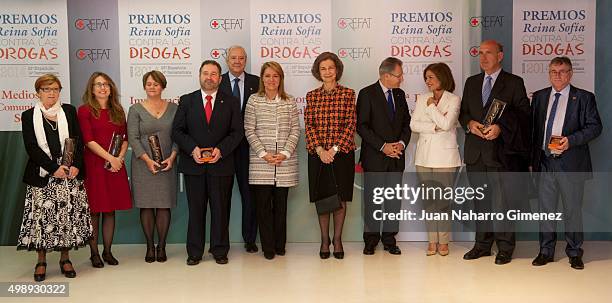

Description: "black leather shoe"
494 252 512 265
320 241 331 259
532 253 554 266
145 245 155 263
569 256 584 270
363 246 376 255
384 245 402 255
463 248 492 260
214 255 229 265
264 252 275 260
102 251 119 265
245 242 259 253
34 262 46 282
59 259 76 278
156 245 167 263
186 256 201 266
90 254 104 268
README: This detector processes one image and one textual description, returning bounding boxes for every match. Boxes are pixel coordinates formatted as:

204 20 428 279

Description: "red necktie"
204 95 212 123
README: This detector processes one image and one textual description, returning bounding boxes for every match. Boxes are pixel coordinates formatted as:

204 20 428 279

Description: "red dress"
77 105 132 213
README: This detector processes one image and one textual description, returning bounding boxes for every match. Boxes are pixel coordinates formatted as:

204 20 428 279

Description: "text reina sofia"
372 210 564 222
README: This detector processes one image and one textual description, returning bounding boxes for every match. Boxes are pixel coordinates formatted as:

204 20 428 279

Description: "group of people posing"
17 39 601 282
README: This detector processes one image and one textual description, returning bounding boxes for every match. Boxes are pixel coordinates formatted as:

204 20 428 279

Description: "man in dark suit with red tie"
357 57 411 256
172 60 243 265
219 45 260 253
459 40 531 265
530 56 602 270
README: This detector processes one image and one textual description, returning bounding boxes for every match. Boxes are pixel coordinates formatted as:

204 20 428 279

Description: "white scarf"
33 101 69 177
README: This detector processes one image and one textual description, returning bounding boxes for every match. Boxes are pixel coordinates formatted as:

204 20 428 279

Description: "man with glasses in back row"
357 57 411 256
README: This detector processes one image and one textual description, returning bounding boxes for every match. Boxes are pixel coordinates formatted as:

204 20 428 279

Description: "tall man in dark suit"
219 45 261 253
459 40 531 265
172 60 243 265
530 57 602 270
357 57 411 255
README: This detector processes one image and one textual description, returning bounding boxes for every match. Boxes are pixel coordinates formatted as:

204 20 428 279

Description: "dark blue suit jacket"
530 85 602 178
356 82 411 172
172 89 244 176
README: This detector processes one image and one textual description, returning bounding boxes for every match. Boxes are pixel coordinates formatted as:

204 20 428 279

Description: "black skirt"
308 151 355 202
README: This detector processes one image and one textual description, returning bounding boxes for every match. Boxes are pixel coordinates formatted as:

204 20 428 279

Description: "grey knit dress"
127 102 178 208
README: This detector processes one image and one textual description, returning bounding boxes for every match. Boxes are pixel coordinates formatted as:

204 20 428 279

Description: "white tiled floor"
1 241 611 303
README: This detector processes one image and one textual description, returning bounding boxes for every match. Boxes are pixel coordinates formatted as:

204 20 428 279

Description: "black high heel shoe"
59 259 76 278
34 262 46 282
333 240 345 259
145 246 155 263
319 241 331 259
102 251 119 265
90 254 104 268
156 245 167 263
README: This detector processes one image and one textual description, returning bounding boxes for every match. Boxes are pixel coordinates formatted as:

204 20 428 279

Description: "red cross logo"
338 49 348 58
470 17 480 27
211 49 220 59
337 18 347 29
75 19 85 30
210 19 220 29
469 46 479 57
76 49 87 60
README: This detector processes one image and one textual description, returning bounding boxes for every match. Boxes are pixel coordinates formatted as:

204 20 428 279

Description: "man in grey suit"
530 56 602 270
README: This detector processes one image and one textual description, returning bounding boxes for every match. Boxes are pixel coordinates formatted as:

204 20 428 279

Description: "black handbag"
314 163 341 214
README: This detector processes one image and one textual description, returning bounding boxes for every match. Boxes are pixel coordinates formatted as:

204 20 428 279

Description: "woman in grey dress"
127 70 178 263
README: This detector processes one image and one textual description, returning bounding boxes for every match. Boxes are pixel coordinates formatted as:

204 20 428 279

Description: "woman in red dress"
78 72 132 268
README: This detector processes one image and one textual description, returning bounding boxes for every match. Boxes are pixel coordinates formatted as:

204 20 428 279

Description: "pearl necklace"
43 115 57 131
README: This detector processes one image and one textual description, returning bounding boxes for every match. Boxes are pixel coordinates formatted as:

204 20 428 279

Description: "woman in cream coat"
244 61 299 260
410 62 461 256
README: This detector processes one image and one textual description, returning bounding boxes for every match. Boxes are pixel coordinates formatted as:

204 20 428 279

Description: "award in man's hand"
61 138 76 174
104 132 123 170
479 98 507 133
147 134 167 171
200 147 214 163
548 135 563 152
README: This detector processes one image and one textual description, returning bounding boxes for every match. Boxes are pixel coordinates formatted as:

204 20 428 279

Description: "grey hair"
226 45 247 61
378 57 403 75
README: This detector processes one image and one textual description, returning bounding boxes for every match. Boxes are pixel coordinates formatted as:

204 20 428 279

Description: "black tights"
317 201 347 252
140 208 171 252
89 212 116 255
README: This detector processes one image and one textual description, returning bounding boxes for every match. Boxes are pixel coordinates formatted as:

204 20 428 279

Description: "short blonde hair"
35 74 62 92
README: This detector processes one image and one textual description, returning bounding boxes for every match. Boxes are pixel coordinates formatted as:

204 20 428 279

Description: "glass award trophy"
147 134 167 171
479 98 507 132
61 138 76 174
104 132 123 170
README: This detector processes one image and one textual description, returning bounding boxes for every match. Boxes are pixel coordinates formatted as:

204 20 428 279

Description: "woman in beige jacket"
244 61 299 260
410 62 462 256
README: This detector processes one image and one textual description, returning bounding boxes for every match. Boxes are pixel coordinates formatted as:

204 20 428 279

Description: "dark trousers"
466 159 516 255
363 172 402 248
184 174 233 258
250 185 288 254
234 141 257 243
538 155 585 257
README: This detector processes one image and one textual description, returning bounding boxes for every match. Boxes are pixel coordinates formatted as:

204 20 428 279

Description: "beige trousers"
415 165 458 244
